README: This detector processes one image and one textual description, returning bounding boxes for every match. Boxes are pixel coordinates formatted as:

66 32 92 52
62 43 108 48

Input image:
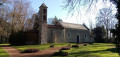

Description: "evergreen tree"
93 26 105 43
52 16 58 25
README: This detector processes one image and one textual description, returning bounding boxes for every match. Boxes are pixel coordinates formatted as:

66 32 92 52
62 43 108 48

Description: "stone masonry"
38 3 48 44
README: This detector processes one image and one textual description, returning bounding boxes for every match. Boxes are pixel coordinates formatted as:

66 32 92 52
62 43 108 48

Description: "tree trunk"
107 28 108 42
0 36 1 44
110 31 111 42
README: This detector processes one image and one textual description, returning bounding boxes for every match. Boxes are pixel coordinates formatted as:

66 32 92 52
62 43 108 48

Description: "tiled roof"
59 22 88 30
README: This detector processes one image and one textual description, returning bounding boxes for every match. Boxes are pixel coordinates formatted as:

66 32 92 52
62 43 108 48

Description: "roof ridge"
59 21 88 30
60 21 83 26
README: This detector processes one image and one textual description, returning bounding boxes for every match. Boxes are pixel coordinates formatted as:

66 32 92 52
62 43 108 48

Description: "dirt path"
2 46 20 57
2 44 85 57
2 46 63 57
20 47 62 57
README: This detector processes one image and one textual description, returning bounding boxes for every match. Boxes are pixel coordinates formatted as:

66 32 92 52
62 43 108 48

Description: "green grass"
12 43 75 51
12 43 120 57
55 43 120 57
0 44 10 57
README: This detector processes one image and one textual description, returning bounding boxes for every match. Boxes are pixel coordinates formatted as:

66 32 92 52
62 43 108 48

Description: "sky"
28 0 117 28
28 0 67 19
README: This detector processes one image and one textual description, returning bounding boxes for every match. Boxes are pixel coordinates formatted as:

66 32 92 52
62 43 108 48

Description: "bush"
61 47 70 50
53 50 69 56
49 45 54 48
84 43 87 46
9 30 25 45
21 48 39 53
72 44 79 48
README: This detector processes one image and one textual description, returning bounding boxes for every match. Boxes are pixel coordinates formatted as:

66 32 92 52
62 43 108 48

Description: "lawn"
1 43 120 57
55 43 120 57
0 44 10 57
12 43 74 51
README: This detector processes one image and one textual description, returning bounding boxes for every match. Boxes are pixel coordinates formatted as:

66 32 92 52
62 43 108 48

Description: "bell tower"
38 3 48 44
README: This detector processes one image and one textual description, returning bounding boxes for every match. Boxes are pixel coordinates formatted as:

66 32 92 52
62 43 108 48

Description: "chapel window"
67 33 71 38
85 34 86 38
43 9 47 14
43 15 46 21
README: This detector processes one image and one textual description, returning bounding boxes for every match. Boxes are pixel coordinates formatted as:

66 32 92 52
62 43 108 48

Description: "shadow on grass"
0 45 10 47
69 48 120 57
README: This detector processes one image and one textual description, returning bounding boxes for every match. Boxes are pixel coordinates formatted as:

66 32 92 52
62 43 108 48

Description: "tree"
33 13 39 29
47 18 54 25
48 17 63 25
0 0 7 5
52 16 58 25
0 0 11 43
51 16 63 25
96 7 115 39
92 26 106 43
63 0 101 15
0 0 35 44
8 0 33 32
0 21 10 43
24 18 34 31
58 19 63 22
110 0 120 49
8 0 34 45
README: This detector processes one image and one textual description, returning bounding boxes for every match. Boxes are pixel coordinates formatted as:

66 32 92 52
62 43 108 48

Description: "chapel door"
77 35 80 43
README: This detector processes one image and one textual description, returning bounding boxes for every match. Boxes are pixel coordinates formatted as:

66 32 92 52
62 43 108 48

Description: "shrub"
49 45 54 48
21 48 39 53
61 47 70 50
53 50 69 56
72 45 79 48
9 30 25 45
84 43 87 46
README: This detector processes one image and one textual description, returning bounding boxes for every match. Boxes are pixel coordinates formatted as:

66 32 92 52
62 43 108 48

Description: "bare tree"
0 0 7 5
63 0 103 15
33 13 39 29
24 18 34 31
8 0 34 32
0 0 11 43
96 7 116 39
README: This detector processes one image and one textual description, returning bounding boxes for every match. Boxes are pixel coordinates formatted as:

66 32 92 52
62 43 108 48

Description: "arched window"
43 15 46 21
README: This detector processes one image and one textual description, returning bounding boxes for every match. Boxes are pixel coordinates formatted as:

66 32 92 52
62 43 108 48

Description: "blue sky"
28 0 117 28
28 0 84 24
29 0 67 19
